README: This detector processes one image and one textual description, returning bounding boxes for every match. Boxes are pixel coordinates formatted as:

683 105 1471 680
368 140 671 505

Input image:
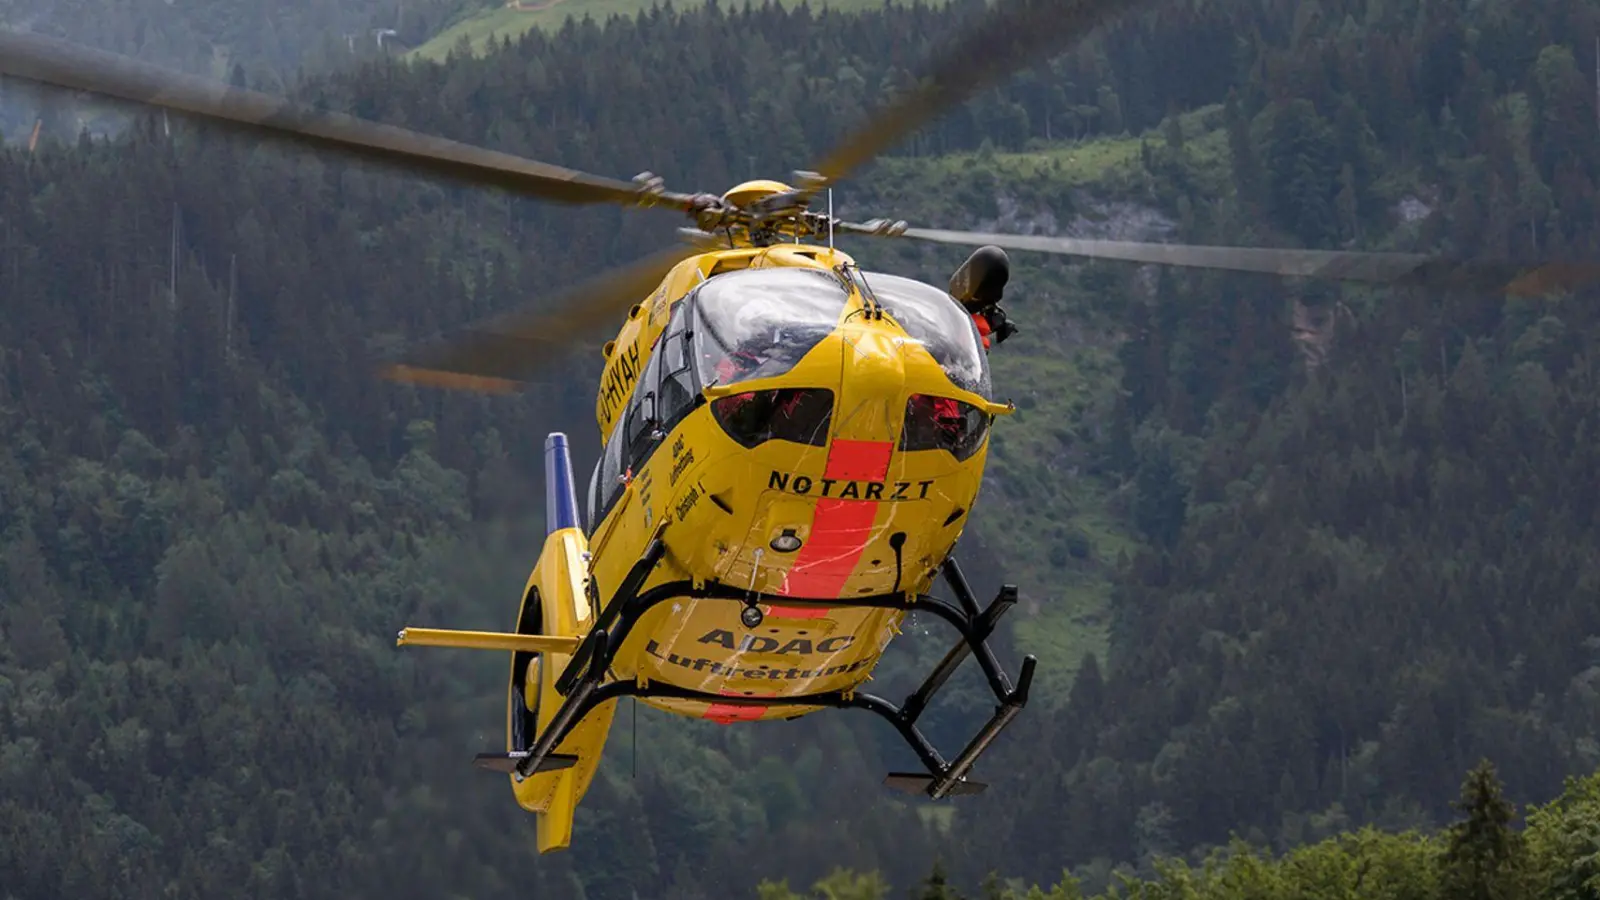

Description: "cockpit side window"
657 301 699 436
586 455 601 533
692 268 848 388
622 335 666 470
901 394 990 461
589 411 628 531
859 272 993 399
590 325 674 531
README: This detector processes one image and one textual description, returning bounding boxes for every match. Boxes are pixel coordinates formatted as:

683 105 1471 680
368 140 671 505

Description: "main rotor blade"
381 239 716 392
804 0 1155 190
0 30 683 210
891 227 1600 296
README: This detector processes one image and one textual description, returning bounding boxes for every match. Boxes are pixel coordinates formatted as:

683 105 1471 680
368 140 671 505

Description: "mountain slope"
0 0 467 76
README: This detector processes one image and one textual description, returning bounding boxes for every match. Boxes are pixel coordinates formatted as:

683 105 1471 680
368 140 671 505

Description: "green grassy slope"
412 0 945 60
980 111 1229 697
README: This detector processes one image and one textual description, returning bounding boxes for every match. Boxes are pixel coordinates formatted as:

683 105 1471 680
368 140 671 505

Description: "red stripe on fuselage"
704 702 768 725
705 441 893 719
823 439 894 480
769 439 893 614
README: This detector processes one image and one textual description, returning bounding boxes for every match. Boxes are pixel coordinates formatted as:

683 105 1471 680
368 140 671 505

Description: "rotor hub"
721 179 795 208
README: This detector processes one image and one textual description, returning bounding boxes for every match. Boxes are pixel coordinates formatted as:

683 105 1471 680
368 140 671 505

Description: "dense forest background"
0 0 476 138
763 761 1600 899
0 0 471 77
5 0 1600 897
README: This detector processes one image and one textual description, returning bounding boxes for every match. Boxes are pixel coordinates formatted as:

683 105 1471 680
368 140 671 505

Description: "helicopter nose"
832 322 908 445
756 321 910 606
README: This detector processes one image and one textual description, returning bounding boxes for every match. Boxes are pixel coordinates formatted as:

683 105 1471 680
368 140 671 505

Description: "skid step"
885 772 987 796
473 752 579 775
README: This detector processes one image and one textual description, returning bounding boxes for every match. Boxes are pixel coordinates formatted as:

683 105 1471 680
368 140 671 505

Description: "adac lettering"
668 444 696 486
637 469 654 527
646 640 872 681
598 342 643 423
768 470 932 500
648 285 671 323
696 628 854 655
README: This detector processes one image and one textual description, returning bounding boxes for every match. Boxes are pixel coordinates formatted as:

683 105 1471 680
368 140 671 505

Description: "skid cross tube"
522 668 1031 798
526 554 1035 796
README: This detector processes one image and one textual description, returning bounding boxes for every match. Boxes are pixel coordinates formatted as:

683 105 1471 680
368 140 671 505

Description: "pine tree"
1441 760 1530 900
914 861 964 900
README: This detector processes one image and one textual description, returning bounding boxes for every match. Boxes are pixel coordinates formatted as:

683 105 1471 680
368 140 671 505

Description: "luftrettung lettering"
646 640 871 680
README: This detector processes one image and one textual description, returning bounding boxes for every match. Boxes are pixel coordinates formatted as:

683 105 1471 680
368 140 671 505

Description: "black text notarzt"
768 471 932 500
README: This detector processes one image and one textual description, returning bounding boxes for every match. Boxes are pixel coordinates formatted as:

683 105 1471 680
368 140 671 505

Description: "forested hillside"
955 0 1600 888
0 0 469 76
762 762 1600 899
4 0 1600 897
407 0 931 61
0 0 470 142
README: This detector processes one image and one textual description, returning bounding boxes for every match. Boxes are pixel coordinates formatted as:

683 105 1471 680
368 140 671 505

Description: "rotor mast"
658 172 908 249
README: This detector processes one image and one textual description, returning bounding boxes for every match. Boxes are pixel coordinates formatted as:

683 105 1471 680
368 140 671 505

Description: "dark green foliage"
1525 768 1600 899
1264 99 1341 245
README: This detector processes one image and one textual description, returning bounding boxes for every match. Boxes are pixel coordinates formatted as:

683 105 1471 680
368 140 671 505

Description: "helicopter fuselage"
580 242 1008 723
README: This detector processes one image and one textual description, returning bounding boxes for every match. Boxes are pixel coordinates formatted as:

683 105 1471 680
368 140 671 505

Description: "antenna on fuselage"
825 188 838 249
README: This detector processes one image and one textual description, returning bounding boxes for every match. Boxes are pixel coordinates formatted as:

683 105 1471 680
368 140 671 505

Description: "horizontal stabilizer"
884 772 987 797
397 627 580 654
473 752 579 775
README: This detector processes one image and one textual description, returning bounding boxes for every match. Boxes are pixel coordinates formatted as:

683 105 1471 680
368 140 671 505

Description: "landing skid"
511 536 1035 800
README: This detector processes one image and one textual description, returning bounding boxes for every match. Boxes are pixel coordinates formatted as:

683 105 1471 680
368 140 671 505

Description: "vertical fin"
545 432 581 535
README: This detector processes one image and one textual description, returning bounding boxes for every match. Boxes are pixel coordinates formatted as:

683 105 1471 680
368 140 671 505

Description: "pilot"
708 321 833 384
969 305 1016 352
707 324 831 442
906 393 971 450
713 348 765 385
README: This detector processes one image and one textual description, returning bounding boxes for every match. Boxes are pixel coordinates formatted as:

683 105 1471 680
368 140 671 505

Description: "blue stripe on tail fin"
544 433 581 535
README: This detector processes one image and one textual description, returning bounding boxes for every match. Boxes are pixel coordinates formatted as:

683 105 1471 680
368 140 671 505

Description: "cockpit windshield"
859 272 992 399
693 268 848 388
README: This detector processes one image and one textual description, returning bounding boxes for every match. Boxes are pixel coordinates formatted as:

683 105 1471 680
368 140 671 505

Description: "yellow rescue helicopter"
7 0 1597 854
